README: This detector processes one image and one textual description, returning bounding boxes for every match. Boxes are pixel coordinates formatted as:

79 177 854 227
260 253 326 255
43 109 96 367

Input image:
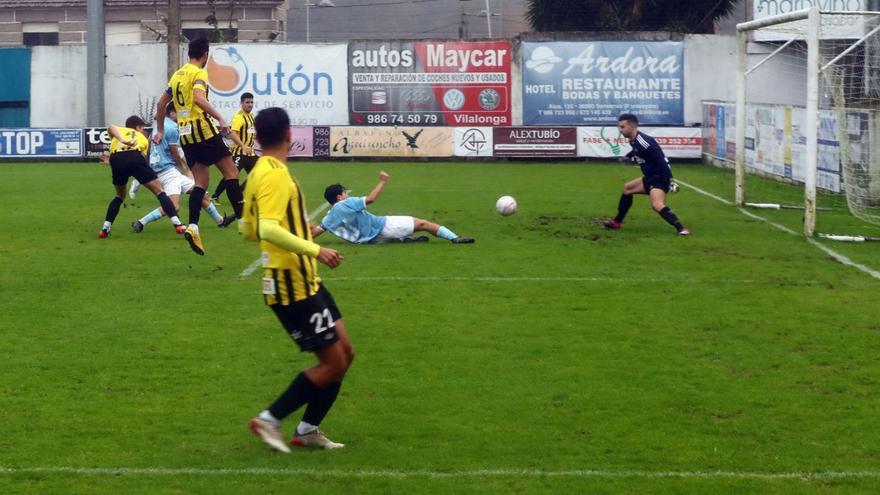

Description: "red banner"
349 41 511 126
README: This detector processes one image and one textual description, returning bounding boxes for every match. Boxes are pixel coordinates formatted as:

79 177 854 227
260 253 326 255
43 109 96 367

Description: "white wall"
30 44 166 127
683 34 737 125
104 44 167 126
30 45 87 127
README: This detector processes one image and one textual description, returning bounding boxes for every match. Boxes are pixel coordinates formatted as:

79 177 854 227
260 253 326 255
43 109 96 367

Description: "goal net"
733 8 880 239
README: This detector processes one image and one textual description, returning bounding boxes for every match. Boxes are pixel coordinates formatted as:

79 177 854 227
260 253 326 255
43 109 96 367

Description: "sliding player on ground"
98 116 183 238
152 37 243 256
313 171 475 244
604 113 691 236
241 107 353 454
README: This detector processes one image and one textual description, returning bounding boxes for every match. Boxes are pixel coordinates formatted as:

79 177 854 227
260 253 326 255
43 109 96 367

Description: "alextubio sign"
493 127 577 157
349 41 512 127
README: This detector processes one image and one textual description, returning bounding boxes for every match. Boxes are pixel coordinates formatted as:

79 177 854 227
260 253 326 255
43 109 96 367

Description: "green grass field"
1 160 879 494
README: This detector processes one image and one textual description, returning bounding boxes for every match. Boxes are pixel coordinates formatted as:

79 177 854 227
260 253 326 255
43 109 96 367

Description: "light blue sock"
140 208 164 225
204 203 224 223
436 226 457 241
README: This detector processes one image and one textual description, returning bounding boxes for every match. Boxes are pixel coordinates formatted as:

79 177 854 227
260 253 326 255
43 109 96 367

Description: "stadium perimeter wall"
26 36 741 128
4 34 812 161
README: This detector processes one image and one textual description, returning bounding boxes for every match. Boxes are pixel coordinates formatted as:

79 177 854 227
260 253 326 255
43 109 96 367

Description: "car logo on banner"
370 90 388 105
478 89 501 110
442 89 466 111
525 46 562 74
401 89 433 104
462 128 488 154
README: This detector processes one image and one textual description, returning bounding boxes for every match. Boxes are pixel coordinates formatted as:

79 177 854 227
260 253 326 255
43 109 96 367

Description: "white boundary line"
1 466 879 480
322 275 761 284
238 202 331 278
676 180 880 281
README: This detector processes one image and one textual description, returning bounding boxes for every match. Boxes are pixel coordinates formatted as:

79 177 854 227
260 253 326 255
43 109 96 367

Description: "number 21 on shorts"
309 309 335 334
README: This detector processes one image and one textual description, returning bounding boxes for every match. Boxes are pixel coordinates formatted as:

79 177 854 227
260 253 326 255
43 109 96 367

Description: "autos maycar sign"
349 41 511 126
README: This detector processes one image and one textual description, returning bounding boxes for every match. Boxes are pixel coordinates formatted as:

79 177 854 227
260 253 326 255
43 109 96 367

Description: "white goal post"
736 7 880 237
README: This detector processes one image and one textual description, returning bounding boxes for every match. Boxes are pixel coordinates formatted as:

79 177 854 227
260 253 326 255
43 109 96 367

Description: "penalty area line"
321 275 762 284
238 201 331 278
1 466 879 480
676 180 880 281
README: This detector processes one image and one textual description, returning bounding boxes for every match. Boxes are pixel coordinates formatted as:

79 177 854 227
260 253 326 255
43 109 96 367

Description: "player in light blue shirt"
148 115 180 173
129 103 234 232
311 170 474 244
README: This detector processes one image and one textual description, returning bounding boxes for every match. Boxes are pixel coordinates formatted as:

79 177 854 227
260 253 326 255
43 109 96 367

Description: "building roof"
4 0 282 7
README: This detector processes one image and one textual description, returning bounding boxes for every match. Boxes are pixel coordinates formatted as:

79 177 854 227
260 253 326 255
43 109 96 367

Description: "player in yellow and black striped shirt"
152 37 243 256
211 92 257 202
98 115 183 239
240 107 353 454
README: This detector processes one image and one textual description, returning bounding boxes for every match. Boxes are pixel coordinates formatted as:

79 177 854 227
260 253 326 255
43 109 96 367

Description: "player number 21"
309 309 334 334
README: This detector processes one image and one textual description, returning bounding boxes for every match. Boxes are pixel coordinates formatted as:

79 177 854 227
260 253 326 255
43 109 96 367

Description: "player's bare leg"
142 179 185 234
650 188 689 235
605 177 646 229
413 217 474 244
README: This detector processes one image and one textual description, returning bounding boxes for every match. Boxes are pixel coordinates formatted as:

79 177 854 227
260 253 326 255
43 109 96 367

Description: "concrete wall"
31 44 167 127
28 35 808 128
683 34 737 125
30 45 87 127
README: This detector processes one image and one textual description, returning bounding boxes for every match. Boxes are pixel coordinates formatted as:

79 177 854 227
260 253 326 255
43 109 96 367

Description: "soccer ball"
495 196 517 216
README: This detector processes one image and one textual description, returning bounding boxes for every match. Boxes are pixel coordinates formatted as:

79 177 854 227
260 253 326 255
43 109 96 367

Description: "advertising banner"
753 1 866 41
0 128 82 158
84 127 111 158
287 126 314 157
493 127 577 157
348 41 512 126
312 126 331 158
737 102 841 192
702 101 737 161
521 41 684 126
206 44 349 125
577 127 701 159
454 127 493 157
329 127 453 157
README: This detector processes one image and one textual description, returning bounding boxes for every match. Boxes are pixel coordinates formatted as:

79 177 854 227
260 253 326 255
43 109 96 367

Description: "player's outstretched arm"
230 130 251 155
192 88 229 133
239 218 257 240
108 125 133 146
259 219 342 268
365 170 389 205
310 224 326 238
169 145 189 174
152 92 172 144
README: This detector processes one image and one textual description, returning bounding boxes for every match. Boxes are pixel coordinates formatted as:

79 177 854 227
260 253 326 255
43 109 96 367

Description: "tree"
526 0 739 34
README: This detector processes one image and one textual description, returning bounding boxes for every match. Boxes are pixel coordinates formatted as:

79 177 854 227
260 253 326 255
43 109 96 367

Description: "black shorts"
270 284 343 353
109 151 158 186
234 154 258 174
643 175 672 193
181 135 231 168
